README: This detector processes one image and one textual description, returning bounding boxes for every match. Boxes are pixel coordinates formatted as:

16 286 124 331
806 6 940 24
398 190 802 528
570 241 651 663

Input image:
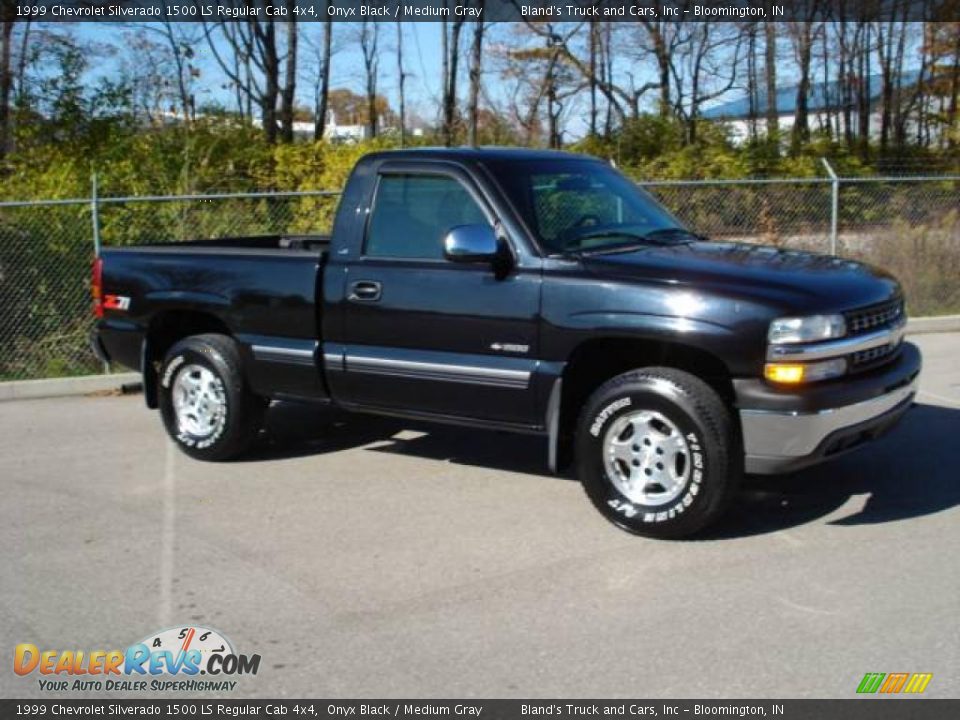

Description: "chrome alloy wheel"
172 364 226 439
602 409 691 506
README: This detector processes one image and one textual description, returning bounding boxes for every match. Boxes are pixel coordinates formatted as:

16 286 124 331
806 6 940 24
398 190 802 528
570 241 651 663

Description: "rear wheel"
158 334 266 461
576 367 739 538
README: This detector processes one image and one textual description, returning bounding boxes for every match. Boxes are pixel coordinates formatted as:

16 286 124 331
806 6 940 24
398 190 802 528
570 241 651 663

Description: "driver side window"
365 174 489 259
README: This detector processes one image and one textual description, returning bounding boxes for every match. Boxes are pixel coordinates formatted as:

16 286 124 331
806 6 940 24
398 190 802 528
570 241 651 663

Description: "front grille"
850 342 900 370
845 298 904 335
843 297 906 374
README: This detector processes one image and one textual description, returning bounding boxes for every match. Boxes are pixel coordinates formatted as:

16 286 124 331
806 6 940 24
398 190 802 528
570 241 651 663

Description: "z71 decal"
102 294 131 311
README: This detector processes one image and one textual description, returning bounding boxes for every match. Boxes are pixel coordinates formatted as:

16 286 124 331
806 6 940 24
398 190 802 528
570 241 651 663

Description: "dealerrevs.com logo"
13 625 260 693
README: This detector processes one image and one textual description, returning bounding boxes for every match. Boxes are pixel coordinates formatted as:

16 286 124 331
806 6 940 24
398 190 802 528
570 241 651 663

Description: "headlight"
768 314 846 344
764 358 847 384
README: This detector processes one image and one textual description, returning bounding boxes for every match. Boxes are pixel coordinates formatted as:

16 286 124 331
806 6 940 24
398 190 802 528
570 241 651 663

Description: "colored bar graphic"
903 673 934 694
879 673 909 693
857 672 933 694
857 673 886 694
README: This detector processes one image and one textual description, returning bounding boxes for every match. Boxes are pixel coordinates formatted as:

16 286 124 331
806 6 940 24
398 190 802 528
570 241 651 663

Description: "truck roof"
359 146 602 164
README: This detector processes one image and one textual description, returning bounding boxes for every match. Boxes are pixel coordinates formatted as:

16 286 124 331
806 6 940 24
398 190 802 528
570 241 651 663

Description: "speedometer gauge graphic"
134 625 234 672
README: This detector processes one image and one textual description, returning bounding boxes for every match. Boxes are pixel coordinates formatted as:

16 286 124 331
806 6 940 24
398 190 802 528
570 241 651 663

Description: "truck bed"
98 234 331 401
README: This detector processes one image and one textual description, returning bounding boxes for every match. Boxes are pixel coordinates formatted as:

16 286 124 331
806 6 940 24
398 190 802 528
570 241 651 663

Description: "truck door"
337 163 541 426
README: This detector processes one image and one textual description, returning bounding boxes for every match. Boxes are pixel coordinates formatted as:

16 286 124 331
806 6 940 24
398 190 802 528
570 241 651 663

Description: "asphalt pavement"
1 333 957 700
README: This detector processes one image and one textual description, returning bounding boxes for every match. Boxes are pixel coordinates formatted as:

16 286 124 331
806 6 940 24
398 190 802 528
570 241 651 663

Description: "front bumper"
737 342 921 474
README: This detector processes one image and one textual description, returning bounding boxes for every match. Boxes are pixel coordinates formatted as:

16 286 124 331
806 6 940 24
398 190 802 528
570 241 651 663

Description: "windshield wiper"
560 227 701 256
644 227 708 243
563 240 652 256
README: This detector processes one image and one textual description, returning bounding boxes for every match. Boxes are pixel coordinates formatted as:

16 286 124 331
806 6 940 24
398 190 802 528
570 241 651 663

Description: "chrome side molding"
347 355 531 389
251 344 315 367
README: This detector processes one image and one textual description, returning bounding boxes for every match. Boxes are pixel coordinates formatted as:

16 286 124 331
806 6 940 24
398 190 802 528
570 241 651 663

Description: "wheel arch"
551 336 736 471
143 310 234 409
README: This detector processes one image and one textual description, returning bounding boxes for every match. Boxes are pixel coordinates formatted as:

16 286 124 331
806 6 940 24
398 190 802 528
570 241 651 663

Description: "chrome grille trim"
846 298 904 335
766 320 906 363
851 343 899 366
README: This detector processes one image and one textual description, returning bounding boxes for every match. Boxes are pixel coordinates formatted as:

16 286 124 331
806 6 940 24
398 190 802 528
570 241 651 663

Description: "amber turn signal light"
764 357 847 384
764 363 806 384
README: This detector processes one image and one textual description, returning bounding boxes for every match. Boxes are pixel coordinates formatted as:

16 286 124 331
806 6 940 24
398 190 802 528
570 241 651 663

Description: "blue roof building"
702 70 923 121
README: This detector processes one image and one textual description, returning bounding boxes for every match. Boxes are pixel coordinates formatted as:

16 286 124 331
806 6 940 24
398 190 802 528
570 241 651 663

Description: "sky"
74 22 506 128
62 21 872 140
68 21 680 139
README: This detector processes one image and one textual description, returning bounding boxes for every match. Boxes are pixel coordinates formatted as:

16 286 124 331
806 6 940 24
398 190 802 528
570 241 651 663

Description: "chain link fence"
639 175 960 318
0 175 957 381
96 191 341 249
0 199 95 380
639 179 836 252
0 191 340 381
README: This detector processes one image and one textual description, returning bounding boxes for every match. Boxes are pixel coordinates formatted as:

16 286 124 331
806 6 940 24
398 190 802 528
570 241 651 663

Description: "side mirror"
443 224 499 263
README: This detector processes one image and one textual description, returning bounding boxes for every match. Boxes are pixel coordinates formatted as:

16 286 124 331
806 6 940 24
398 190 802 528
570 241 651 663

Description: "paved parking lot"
2 333 958 699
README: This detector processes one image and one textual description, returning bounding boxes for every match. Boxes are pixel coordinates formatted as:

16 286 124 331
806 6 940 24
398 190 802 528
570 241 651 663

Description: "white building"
322 113 370 143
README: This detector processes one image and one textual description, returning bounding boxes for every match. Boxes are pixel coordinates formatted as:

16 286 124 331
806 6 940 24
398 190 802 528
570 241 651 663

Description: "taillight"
92 257 103 318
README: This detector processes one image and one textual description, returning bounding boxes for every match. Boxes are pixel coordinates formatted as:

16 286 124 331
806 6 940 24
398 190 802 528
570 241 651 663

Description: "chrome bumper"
740 373 919 474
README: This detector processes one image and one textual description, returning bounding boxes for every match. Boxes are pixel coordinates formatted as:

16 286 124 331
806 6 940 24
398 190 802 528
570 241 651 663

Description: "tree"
857 21 873 160
744 22 760 143
496 24 582 148
143 7 204 123
831 13 855 148
279 5 298 143
121 17 202 125
670 24 743 144
467 10 485 147
305 10 333 141
203 7 299 143
359 21 379 139
120 30 176 123
640 20 676 120
587 18 599 136
787 16 822 153
764 18 778 142
326 87 391 128
396 16 406 145
560 22 658 123
921 21 960 149
876 10 899 151
0 0 15 156
441 7 466 146
162 19 197 123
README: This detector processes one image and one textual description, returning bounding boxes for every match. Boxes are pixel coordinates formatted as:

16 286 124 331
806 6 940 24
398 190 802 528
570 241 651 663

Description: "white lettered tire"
576 367 740 538
158 334 266 461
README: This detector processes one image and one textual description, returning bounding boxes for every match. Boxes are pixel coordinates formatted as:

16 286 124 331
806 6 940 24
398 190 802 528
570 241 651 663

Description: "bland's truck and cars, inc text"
91 148 920 538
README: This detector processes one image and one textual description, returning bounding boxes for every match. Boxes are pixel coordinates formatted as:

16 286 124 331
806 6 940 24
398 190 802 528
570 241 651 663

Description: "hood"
581 241 901 314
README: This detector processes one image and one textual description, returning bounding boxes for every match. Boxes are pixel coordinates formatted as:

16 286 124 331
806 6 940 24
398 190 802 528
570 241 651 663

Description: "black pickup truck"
91 148 920 538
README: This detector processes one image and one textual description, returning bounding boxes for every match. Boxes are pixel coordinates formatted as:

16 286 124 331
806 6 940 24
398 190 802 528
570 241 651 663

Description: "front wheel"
576 367 740 539
158 334 266 461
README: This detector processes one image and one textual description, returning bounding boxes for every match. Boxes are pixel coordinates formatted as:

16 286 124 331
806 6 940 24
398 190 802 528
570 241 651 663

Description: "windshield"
485 158 687 254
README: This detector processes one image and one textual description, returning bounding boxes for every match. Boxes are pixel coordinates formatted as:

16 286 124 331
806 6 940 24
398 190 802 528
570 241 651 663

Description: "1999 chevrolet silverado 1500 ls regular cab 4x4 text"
91 148 921 538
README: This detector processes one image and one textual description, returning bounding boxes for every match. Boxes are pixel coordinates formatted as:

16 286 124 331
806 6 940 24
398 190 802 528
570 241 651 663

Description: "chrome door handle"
348 280 382 302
